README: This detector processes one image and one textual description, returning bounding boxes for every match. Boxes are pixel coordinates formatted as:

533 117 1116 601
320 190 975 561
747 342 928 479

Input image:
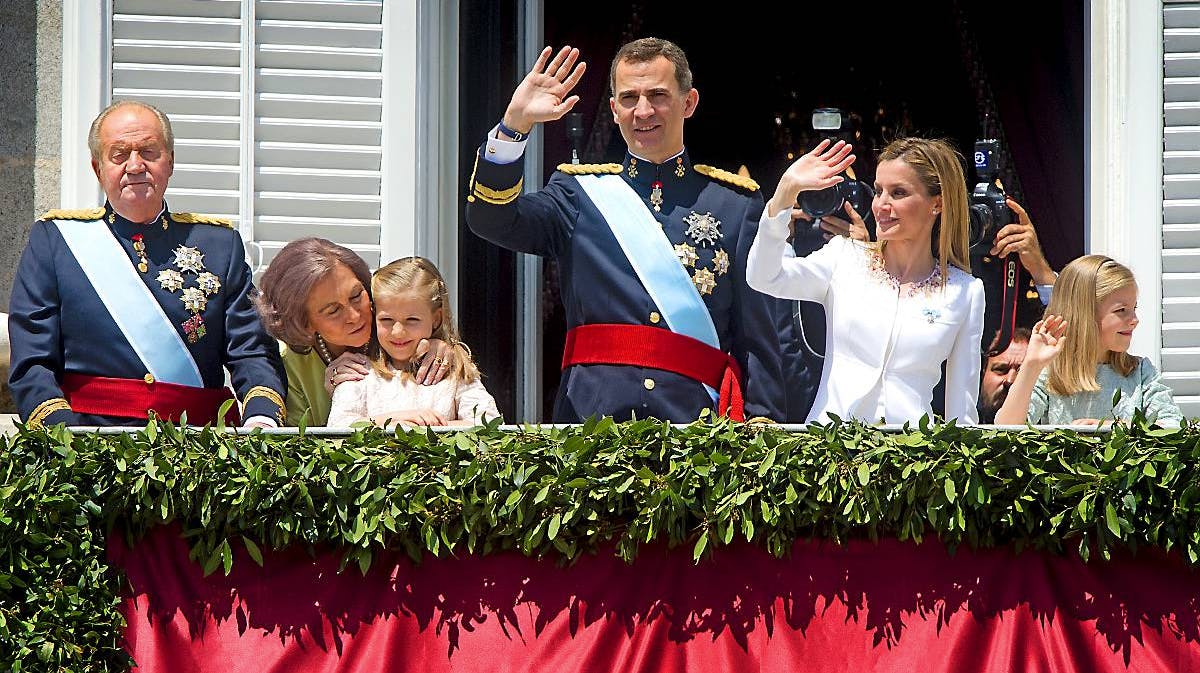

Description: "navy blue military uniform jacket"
467 148 785 422
8 203 287 426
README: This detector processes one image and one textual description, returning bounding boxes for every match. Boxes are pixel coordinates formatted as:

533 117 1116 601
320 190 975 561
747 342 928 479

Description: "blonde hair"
877 137 972 280
1045 255 1139 395
368 257 480 382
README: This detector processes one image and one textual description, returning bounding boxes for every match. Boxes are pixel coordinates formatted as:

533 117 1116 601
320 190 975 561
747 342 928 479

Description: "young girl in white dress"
748 137 985 424
327 257 500 427
995 256 1182 427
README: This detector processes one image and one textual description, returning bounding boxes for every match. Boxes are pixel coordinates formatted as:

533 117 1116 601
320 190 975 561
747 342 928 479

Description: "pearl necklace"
314 334 334 365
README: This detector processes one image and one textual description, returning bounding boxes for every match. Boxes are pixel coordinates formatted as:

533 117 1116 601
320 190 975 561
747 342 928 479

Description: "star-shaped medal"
684 211 722 247
712 248 730 276
674 242 699 268
196 271 221 296
692 268 717 296
173 245 205 274
181 287 208 313
157 269 185 293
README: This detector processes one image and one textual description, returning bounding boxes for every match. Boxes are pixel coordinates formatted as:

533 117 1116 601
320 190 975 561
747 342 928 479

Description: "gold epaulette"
171 212 234 228
39 208 105 222
556 163 623 175
694 165 760 192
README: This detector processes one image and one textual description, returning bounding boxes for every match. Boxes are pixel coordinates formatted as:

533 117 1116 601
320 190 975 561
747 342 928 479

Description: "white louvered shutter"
1163 3 1200 419
110 0 384 269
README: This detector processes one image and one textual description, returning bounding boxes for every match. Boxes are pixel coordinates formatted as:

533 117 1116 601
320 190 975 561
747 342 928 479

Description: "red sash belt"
63 374 240 426
561 324 745 421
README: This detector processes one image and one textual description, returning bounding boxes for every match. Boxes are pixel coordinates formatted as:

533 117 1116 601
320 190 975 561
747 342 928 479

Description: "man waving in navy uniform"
8 101 286 427
467 38 784 422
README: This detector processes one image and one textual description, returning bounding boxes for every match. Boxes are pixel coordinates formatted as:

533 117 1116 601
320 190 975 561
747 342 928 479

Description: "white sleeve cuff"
243 415 278 428
760 205 793 240
1036 284 1053 306
484 125 528 165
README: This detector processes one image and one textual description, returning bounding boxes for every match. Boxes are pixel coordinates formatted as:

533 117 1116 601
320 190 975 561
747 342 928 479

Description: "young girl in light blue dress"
995 255 1182 427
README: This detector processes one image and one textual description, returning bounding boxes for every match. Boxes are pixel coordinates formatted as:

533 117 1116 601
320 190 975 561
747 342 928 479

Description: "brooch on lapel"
921 307 942 324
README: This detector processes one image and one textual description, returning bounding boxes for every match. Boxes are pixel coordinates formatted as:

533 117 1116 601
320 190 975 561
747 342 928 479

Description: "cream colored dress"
747 209 986 424
326 367 501 427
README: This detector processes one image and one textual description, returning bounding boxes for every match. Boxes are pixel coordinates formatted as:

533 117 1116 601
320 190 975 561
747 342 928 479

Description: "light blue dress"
1027 357 1184 427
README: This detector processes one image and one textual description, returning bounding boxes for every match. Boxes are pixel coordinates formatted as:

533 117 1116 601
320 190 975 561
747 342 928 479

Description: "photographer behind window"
968 140 1057 356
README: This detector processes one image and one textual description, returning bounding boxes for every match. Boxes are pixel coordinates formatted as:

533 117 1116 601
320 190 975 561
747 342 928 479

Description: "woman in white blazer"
748 137 985 424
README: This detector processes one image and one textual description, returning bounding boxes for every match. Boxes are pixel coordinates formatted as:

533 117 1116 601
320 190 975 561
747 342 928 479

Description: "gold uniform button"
649 311 661 324
144 373 155 385
643 378 655 390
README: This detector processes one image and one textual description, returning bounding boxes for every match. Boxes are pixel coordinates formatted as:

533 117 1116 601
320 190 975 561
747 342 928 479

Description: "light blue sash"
55 219 204 387
574 174 721 401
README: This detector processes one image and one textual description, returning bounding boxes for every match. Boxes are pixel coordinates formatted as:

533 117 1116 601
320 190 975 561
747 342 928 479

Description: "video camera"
968 139 1021 357
798 108 874 232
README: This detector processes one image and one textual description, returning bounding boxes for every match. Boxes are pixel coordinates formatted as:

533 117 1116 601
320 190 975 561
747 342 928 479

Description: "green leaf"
856 463 871 486
758 448 777 477
242 536 264 567
692 533 709 562
221 538 233 575
1105 502 1121 537
943 478 957 503
548 513 562 541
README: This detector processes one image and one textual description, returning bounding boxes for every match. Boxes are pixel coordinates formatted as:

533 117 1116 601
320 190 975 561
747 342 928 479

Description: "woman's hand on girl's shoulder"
413 338 455 385
325 351 370 395
1024 315 1068 369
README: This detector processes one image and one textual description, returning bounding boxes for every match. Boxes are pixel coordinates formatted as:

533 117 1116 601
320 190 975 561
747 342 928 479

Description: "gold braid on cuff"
472 179 524 205
244 386 286 422
28 397 72 428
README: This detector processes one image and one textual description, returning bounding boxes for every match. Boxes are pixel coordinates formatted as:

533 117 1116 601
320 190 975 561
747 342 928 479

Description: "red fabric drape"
109 526 1200 672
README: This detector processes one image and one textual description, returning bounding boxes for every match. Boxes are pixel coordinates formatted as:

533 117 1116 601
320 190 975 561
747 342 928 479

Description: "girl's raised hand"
1025 314 1068 368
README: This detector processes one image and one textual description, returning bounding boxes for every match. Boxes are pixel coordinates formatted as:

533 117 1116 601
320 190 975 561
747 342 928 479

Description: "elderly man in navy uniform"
8 101 286 427
467 38 785 422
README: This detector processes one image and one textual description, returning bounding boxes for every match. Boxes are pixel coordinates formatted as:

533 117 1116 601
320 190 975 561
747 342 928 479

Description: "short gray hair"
88 100 175 162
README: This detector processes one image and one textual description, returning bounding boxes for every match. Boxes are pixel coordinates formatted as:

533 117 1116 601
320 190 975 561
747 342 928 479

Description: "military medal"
627 157 638 178
182 315 207 344
650 180 663 212
173 245 205 274
674 242 698 268
157 269 184 292
712 249 730 276
196 271 221 296
684 211 722 247
692 267 717 296
131 233 149 273
674 157 686 178
181 287 208 314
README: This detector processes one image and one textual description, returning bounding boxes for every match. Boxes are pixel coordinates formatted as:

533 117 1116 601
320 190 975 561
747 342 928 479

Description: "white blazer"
748 209 985 424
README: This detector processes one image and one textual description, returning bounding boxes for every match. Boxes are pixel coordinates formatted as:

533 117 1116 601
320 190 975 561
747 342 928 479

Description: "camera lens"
968 203 993 250
798 185 845 220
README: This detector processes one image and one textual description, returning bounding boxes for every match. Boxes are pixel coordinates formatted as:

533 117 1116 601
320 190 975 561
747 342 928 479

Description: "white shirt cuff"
484 125 527 165
243 415 278 428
